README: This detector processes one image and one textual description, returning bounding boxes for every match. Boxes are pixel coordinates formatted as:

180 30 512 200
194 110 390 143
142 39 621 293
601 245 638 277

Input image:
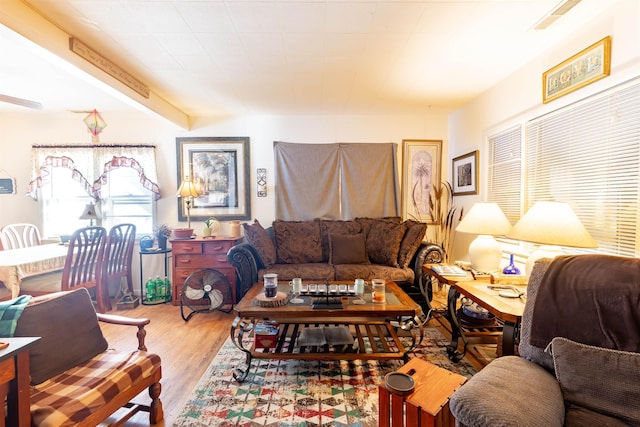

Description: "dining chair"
102 223 136 311
0 223 42 250
61 226 108 312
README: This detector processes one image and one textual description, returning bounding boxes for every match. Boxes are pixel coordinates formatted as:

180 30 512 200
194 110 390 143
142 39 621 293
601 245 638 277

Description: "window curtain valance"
274 141 399 220
28 144 160 201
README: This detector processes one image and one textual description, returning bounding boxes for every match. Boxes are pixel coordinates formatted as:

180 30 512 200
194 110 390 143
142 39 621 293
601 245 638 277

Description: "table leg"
230 316 254 382
6 351 31 427
445 286 468 362
501 321 518 356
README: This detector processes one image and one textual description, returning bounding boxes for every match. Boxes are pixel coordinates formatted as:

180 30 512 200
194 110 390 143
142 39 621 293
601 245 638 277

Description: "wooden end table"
0 337 41 427
231 281 425 382
447 280 526 361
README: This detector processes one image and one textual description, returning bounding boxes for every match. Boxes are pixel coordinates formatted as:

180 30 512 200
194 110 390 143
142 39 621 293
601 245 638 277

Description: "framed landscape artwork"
401 139 442 224
176 137 251 221
452 150 478 196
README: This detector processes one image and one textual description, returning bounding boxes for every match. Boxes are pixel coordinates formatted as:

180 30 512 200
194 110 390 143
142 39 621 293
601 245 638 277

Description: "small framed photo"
452 150 479 196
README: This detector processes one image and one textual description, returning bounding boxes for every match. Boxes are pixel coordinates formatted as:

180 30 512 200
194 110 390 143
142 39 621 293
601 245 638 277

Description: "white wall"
0 111 448 232
447 0 640 263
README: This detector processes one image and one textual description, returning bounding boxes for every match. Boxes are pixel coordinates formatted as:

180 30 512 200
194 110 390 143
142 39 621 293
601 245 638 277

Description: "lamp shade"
456 203 512 273
506 201 597 248
177 177 200 198
79 202 100 220
456 203 512 236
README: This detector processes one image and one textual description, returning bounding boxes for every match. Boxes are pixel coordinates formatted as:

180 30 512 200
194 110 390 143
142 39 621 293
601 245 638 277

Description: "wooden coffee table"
230 281 425 382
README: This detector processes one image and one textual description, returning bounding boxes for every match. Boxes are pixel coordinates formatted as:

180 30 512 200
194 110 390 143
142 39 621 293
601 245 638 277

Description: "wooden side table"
379 357 466 427
0 337 41 427
171 237 242 305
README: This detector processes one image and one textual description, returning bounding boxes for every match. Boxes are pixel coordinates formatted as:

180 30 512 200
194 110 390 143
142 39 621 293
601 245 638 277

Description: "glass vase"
503 254 521 275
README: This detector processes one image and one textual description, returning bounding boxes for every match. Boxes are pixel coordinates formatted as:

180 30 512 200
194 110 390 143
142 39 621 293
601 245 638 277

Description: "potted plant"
203 217 220 238
154 224 172 250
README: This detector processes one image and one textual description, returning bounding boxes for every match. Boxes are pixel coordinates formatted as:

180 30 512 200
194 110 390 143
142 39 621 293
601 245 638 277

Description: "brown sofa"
227 217 444 304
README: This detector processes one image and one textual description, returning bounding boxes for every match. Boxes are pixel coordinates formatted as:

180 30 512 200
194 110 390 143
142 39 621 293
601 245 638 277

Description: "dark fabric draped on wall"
274 141 399 220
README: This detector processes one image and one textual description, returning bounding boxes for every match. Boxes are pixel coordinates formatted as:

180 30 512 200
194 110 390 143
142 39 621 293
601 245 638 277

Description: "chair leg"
149 382 164 424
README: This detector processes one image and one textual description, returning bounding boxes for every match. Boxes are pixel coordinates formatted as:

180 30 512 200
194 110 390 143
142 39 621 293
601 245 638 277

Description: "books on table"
430 265 470 277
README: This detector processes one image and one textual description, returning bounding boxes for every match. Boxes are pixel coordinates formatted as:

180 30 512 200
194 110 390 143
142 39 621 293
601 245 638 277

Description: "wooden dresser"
170 237 242 305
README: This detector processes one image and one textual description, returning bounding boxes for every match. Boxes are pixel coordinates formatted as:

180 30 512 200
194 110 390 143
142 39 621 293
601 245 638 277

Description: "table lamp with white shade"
176 176 201 236
507 201 597 275
456 202 512 273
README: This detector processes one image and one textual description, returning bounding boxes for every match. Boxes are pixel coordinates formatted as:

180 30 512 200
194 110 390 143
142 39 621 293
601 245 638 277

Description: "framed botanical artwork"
543 36 611 103
176 137 251 221
452 150 478 196
401 139 442 223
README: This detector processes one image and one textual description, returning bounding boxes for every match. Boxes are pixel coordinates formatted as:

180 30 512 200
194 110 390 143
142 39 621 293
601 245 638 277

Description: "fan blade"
0 94 43 110
207 289 224 310
184 286 205 300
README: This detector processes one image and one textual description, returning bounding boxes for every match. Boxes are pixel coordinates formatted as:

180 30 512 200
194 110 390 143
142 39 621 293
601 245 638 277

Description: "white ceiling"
0 0 614 120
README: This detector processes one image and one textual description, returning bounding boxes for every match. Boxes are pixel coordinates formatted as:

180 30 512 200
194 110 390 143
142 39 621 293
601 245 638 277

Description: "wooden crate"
379 358 466 427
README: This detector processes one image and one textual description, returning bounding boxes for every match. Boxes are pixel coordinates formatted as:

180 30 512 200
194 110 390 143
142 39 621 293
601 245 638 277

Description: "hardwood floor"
98 297 493 426
100 300 235 426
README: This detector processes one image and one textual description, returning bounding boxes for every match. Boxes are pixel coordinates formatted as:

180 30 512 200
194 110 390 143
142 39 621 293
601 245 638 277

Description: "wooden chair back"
0 223 42 250
61 226 108 312
102 223 136 311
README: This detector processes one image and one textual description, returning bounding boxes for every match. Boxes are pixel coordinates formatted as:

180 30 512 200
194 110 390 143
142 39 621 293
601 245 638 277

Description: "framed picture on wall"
401 139 442 224
176 137 251 221
452 150 478 196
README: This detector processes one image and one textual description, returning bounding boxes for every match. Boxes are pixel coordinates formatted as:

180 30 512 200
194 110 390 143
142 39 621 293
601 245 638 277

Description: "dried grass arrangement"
428 181 463 263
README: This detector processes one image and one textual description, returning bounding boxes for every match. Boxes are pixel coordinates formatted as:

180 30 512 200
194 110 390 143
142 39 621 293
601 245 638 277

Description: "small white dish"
499 289 521 298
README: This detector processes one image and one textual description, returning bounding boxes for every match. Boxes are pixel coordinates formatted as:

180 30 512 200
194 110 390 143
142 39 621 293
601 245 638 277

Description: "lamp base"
525 245 565 276
468 235 502 273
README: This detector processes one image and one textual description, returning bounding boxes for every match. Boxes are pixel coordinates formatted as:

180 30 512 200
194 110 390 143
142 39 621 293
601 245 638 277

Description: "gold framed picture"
543 36 611 104
401 139 442 224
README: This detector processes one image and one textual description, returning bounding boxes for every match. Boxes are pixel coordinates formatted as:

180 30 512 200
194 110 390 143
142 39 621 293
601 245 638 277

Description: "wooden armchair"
0 223 42 250
102 223 136 311
13 288 163 426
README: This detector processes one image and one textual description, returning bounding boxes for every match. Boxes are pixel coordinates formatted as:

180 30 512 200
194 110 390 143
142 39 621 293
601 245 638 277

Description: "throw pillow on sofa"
329 233 368 265
397 220 427 268
320 219 363 261
273 220 323 264
366 220 407 268
549 337 640 425
242 219 277 267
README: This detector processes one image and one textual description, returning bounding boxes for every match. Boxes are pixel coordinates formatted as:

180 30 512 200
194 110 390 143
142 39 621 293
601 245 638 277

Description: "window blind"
487 125 522 223
524 78 640 257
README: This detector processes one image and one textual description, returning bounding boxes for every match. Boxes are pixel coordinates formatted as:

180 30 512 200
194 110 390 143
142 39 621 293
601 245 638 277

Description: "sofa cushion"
320 220 362 261
355 216 402 237
397 220 427 268
259 264 335 282
366 220 407 267
334 264 414 284
273 220 323 264
329 233 368 265
450 356 564 427
550 337 640 425
13 288 109 385
242 219 277 268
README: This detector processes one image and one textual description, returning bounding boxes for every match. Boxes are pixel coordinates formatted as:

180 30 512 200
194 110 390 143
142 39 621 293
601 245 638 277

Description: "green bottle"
164 277 172 302
155 276 164 301
145 277 155 302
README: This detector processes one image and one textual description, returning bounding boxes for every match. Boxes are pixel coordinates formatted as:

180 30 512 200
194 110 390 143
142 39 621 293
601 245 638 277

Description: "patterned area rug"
174 328 477 427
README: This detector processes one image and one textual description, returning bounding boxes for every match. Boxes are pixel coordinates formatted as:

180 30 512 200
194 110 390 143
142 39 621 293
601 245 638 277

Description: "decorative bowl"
173 228 193 239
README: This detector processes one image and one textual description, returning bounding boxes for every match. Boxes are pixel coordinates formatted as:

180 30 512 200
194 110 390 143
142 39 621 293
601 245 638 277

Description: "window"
487 125 522 223
29 145 160 237
273 142 399 220
488 77 640 257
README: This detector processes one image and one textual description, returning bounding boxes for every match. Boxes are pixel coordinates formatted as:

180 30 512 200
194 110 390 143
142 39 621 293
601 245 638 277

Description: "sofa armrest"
97 313 151 351
412 242 444 297
450 356 564 427
227 242 261 301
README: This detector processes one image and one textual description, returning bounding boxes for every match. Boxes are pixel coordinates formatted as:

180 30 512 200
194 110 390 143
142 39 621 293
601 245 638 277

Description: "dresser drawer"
203 241 235 254
172 241 203 255
174 254 228 268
